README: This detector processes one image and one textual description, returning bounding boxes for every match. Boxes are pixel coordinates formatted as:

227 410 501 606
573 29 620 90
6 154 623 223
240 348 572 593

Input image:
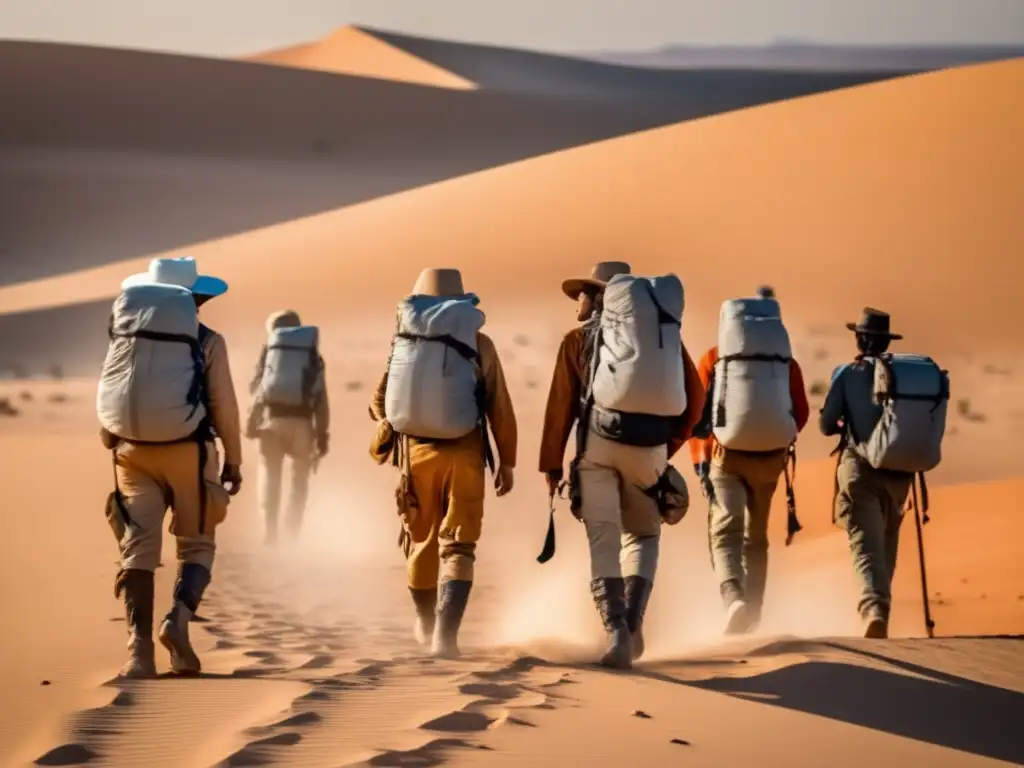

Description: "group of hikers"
96 256 949 678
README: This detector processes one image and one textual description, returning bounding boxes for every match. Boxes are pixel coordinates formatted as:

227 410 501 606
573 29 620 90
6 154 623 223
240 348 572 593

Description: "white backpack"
384 295 486 440
259 325 321 411
711 297 797 452
855 354 949 473
591 273 687 418
97 283 207 443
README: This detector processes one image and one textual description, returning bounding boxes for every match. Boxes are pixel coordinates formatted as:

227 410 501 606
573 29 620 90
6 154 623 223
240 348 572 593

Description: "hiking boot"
721 579 753 636
158 563 211 676
431 580 472 659
117 569 157 679
591 578 633 670
862 608 889 639
624 576 653 661
410 587 438 648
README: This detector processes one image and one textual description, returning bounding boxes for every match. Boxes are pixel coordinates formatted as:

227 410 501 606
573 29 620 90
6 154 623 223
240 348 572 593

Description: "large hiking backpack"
384 295 486 440
259 325 321 411
97 283 207 443
590 273 687 421
711 296 797 452
854 354 949 473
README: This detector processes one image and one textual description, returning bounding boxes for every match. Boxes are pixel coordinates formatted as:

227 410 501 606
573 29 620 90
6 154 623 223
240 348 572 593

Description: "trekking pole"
911 477 936 638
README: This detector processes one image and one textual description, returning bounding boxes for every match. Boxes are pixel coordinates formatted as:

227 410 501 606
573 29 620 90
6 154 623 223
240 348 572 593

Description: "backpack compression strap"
394 332 495 474
713 353 793 429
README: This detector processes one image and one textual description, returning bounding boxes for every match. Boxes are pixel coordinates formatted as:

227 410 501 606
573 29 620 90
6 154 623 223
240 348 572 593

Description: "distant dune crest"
246 25 476 89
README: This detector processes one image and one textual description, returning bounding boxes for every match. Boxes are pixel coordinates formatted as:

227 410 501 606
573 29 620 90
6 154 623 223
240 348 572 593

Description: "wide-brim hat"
846 307 903 340
561 261 631 300
411 268 479 304
122 257 228 298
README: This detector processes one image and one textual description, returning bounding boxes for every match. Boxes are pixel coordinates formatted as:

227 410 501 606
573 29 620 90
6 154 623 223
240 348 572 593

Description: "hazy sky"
2 0 1023 56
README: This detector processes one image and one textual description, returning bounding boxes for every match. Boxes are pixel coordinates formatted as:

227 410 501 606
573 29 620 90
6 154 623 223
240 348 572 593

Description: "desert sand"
0 32 1022 768
247 26 476 89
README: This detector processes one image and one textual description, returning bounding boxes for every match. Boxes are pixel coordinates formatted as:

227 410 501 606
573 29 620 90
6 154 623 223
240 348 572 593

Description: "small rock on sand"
632 710 651 719
670 738 691 746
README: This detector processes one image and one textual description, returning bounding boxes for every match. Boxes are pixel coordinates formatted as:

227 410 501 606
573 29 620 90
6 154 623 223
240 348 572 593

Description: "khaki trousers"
258 417 316 536
834 449 912 619
577 433 666 581
116 440 227 573
707 448 787 609
402 433 486 591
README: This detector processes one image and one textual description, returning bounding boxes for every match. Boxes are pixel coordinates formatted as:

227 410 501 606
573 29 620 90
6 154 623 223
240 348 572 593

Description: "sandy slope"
3 58 1022 462
1 374 1021 767
247 26 476 89
1 49 1022 768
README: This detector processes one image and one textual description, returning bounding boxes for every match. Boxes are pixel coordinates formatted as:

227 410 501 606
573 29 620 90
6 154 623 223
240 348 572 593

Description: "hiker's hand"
317 433 329 458
221 464 243 496
495 465 515 497
545 469 562 497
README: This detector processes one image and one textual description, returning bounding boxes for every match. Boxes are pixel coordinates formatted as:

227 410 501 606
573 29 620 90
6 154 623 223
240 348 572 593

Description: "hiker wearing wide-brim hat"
246 309 330 546
122 256 229 303
540 262 705 670
845 307 904 340
101 256 243 679
820 306 948 640
368 268 518 660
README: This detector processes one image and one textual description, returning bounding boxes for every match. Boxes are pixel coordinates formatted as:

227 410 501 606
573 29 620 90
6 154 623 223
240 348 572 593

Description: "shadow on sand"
641 637 1024 764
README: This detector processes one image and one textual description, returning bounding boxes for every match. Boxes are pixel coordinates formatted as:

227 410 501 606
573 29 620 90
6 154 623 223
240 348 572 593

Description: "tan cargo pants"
115 440 228 573
258 417 316 537
401 432 485 591
707 448 787 609
834 449 912 620
577 433 665 581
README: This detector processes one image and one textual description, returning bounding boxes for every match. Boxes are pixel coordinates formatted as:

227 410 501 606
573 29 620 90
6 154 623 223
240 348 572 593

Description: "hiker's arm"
668 344 706 460
790 359 811 433
369 369 388 422
204 333 243 466
538 330 582 474
818 367 846 436
686 347 717 465
313 356 330 440
479 334 518 469
248 345 267 396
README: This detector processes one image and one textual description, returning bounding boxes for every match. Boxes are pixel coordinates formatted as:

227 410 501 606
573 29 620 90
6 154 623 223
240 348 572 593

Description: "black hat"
846 307 903 340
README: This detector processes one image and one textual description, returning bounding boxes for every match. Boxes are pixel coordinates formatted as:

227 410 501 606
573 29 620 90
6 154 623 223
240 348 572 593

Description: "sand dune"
247 26 476 89
582 41 1024 71
0 42 683 287
3 58 1021 376
0 37 1021 768
368 26 913 99
1 373 1021 765
0 36 905 290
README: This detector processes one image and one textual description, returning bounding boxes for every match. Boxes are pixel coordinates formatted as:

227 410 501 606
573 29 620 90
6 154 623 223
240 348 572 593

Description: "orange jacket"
687 346 810 465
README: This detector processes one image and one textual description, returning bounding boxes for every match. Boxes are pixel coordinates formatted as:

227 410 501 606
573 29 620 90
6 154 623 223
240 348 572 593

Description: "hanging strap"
110 449 132 529
783 443 801 545
568 322 602 518
536 491 557 564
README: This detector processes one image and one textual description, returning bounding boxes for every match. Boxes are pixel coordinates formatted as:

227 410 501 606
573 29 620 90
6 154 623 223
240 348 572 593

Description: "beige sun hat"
411 268 479 303
561 261 631 300
266 310 302 333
